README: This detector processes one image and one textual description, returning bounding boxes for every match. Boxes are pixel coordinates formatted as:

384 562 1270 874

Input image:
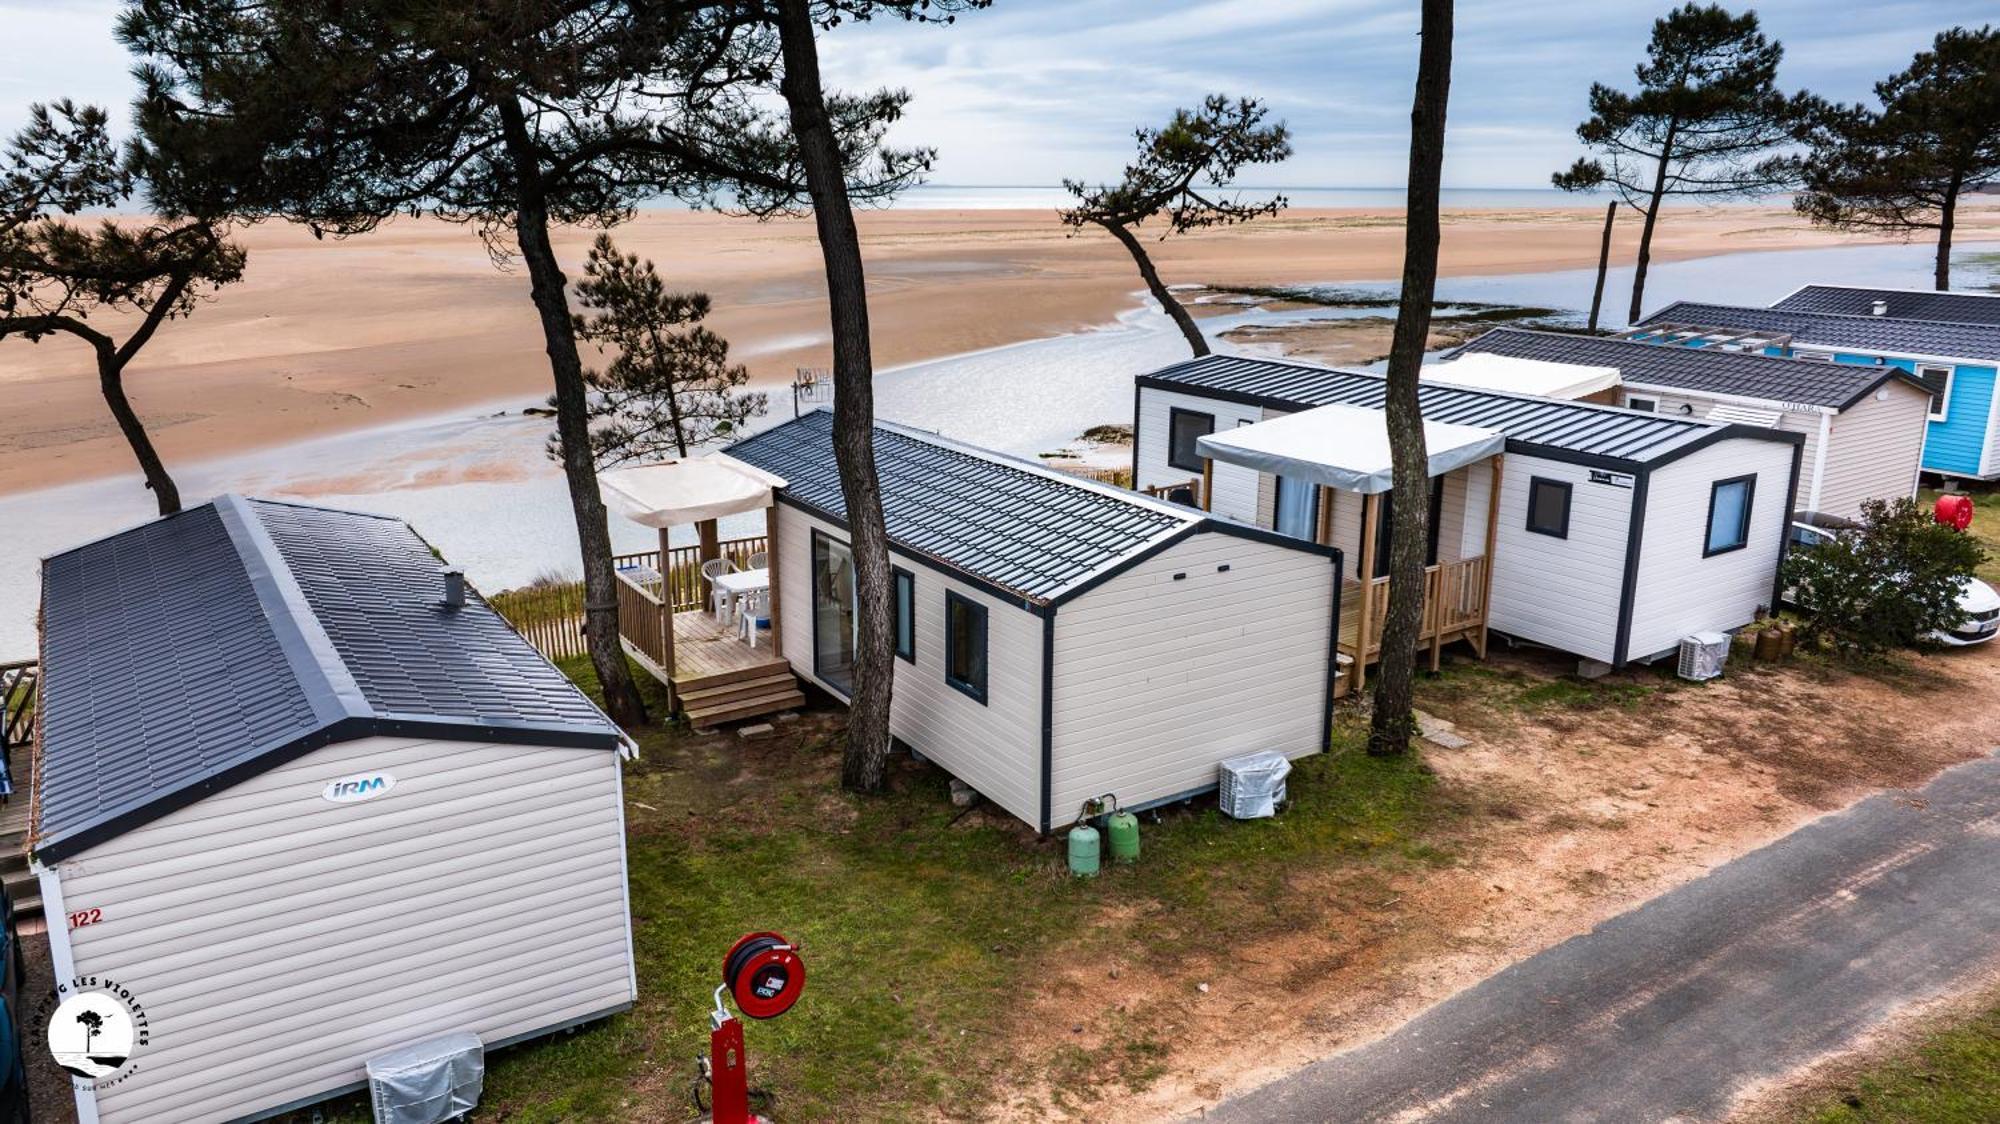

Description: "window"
1704 475 1756 557
944 592 988 704
1167 408 1215 473
1525 477 1572 538
1625 395 1659 413
893 568 915 663
811 531 857 696
1917 364 1953 422
1366 481 1445 578
1273 475 1319 540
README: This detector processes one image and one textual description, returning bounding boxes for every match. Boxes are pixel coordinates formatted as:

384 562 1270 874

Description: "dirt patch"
992 642 2000 1121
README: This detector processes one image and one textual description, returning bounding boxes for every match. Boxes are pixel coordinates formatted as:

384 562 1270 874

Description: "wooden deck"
613 568 803 728
1340 555 1491 682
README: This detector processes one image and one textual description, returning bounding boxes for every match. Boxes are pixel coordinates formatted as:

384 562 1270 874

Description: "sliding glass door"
1274 475 1319 541
812 532 857 695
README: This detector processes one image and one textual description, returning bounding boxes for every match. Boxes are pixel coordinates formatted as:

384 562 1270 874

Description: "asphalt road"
1207 751 2000 1123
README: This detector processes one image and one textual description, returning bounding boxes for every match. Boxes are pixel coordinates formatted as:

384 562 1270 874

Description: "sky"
1 0 1990 190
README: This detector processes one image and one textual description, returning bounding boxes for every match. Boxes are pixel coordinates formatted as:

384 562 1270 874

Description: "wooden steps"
685 688 806 729
679 671 804 728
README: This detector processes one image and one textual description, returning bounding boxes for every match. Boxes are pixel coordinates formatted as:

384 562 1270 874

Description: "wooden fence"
489 535 769 663
1 660 37 750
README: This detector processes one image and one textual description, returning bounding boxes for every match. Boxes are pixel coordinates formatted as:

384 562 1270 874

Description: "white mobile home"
33 496 637 1124
726 412 1345 833
1134 355 1804 672
1452 328 1931 520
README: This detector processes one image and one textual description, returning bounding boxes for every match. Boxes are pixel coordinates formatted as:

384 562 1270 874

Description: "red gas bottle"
1935 493 1974 532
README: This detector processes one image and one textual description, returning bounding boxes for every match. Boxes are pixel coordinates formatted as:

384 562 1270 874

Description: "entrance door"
812 532 857 695
1274 475 1319 540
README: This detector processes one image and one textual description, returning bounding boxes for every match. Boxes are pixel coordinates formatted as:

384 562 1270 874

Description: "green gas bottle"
1106 809 1140 864
1067 823 1101 877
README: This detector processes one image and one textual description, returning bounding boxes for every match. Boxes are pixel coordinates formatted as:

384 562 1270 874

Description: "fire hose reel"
723 931 806 1019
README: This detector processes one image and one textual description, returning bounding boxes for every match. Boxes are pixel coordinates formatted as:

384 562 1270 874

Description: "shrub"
1783 497 1987 654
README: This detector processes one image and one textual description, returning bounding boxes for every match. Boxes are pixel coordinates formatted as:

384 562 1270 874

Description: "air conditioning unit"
1676 631 1732 682
1219 751 1292 819
368 1032 484 1124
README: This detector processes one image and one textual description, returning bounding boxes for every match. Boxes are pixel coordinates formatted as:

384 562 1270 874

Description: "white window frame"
1625 394 1660 413
1917 363 1954 422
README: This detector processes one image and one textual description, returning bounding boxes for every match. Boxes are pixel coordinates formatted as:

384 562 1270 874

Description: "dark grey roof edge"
32 712 619 863
1646 299 2000 343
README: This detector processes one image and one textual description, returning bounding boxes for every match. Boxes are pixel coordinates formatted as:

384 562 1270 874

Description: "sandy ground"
7 202 1983 498
996 641 2000 1121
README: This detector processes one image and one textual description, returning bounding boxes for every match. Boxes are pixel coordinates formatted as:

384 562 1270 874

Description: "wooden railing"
613 535 768 615
487 535 768 663
614 569 670 672
1140 477 1202 505
1343 555 1490 667
1 659 37 750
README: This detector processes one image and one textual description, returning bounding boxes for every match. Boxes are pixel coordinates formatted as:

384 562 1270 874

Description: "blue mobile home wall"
1745 345 1995 477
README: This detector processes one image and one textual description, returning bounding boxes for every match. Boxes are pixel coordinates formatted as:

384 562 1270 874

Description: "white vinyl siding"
1486 455 1636 664
1136 388 1264 522
1049 532 1333 818
776 504 1044 825
53 735 633 1124
1817 381 1930 517
1625 440 1796 660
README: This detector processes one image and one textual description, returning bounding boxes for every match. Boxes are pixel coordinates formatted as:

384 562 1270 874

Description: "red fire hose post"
702 932 806 1124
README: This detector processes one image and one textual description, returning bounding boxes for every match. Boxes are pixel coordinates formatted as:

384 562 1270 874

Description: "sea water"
1 239 1993 655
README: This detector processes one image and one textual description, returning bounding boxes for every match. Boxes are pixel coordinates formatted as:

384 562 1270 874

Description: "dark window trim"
893 567 916 663
1273 475 1320 541
809 528 853 700
1703 474 1757 558
944 590 989 705
1167 407 1216 473
1363 480 1445 579
1525 476 1573 539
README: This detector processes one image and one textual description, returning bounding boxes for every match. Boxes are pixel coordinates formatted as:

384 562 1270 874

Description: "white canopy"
1423 353 1620 400
1196 403 1505 495
598 453 789 528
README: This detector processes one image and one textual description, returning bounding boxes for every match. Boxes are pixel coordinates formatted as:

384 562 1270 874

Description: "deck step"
686 690 805 729
676 672 799 709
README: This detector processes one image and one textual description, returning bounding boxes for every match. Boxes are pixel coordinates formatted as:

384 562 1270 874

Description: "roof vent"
440 566 465 609
1871 299 1889 316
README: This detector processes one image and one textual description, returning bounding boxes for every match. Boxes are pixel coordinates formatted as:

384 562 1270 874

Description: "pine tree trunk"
497 99 647 729
1588 201 1616 332
1627 126 1677 326
1100 219 1209 357
1935 182 1958 291
95 346 182 516
1369 0 1453 757
776 0 896 793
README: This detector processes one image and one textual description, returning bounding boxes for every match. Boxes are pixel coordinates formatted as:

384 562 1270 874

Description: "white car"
1787 513 2000 647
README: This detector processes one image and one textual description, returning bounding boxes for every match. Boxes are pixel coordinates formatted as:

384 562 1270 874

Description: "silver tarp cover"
368 1031 485 1124
1196 403 1504 495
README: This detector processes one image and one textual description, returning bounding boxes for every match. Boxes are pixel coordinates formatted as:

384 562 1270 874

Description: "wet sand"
5 202 1992 497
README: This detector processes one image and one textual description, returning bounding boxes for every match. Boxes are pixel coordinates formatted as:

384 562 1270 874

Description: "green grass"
1786 1002 2000 1123
1921 486 2000 587
379 659 1457 1122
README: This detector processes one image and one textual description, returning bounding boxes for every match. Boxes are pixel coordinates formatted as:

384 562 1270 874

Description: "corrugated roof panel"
1773 285 2000 326
1643 301 2000 365
1453 327 1911 409
1141 354 1725 464
727 412 1195 602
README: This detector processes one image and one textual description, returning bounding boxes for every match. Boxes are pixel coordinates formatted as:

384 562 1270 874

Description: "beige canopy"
598 454 789 528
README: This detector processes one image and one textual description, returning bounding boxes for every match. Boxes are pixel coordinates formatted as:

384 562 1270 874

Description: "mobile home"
1453 328 1932 519
1133 354 1804 671
725 411 1345 833
1634 300 2000 481
33 496 636 1124
1774 284 2000 325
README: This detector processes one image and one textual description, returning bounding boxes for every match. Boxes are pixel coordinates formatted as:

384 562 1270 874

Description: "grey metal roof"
1138 354 1787 467
1643 301 2000 364
1773 285 2000 325
35 495 620 861
727 411 1209 604
1452 328 1920 411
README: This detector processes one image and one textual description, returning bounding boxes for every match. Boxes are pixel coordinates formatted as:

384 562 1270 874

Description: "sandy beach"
5 201 1995 497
